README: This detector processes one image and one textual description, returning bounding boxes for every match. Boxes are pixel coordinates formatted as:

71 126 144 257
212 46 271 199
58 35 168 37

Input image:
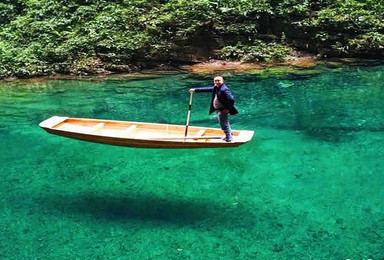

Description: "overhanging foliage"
0 0 383 78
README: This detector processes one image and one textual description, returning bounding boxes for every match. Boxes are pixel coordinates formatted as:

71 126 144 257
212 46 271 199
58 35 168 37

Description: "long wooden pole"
184 92 194 137
149 136 222 140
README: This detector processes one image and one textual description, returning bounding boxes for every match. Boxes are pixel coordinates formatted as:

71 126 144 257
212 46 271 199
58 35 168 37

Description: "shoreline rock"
180 57 318 74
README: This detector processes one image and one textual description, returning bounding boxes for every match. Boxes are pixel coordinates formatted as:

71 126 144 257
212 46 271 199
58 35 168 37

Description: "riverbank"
1 57 383 84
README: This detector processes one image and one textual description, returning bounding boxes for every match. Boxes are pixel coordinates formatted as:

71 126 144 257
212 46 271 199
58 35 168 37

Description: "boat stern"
39 116 68 129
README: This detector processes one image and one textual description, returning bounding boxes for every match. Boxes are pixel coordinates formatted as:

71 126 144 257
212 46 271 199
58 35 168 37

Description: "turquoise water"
0 65 383 259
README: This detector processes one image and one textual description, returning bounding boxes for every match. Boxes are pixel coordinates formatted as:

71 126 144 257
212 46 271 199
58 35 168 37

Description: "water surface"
0 65 383 259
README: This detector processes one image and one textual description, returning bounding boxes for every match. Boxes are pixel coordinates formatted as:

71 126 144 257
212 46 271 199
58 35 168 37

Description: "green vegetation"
0 0 383 78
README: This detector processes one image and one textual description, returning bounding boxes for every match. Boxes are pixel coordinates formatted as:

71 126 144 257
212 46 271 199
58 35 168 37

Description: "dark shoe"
224 137 233 142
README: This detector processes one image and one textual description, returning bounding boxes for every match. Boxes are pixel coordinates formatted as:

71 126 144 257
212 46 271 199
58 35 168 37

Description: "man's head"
213 76 224 87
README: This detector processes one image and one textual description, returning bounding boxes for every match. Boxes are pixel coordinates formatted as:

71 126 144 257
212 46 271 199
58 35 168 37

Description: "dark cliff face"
147 13 384 66
266 19 384 58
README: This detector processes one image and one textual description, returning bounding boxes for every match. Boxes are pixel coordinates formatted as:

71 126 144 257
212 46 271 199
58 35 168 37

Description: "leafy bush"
347 32 384 53
218 40 290 62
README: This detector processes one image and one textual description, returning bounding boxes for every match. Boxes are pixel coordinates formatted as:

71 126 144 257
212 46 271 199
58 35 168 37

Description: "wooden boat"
39 116 254 148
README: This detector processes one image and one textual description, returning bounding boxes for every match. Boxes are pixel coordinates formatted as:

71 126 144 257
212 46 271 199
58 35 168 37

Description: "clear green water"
0 65 383 259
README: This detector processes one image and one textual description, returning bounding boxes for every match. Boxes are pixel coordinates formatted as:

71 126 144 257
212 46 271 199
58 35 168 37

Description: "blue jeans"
217 110 232 138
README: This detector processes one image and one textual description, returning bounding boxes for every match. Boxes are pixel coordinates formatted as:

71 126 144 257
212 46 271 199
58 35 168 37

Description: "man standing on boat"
189 76 239 142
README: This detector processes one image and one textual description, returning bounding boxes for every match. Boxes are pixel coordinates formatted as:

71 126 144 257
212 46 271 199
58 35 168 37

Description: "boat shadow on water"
37 192 271 227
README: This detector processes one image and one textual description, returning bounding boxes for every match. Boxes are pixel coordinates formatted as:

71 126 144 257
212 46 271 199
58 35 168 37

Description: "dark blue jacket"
195 83 239 115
